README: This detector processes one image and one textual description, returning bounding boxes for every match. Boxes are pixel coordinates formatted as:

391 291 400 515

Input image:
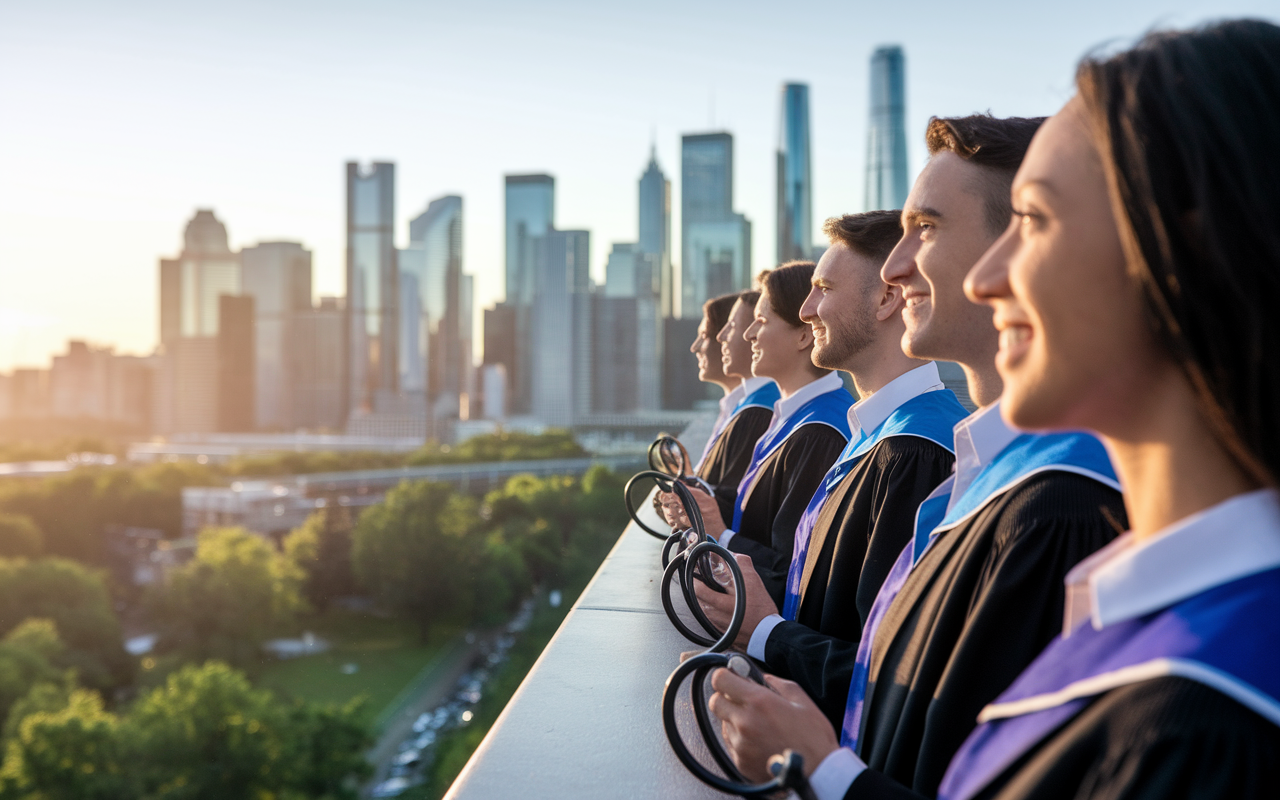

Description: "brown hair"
702 293 739 337
760 261 816 327
822 210 903 263
1076 20 1280 486
925 114 1045 234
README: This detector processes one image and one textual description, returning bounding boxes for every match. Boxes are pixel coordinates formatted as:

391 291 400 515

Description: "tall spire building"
865 46 909 210
637 147 673 318
776 83 812 263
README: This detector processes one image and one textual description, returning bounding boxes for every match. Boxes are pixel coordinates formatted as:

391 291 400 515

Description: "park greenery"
0 444 632 798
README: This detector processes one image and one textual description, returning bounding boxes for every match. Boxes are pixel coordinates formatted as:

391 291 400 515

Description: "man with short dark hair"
689 210 966 727
708 115 1126 800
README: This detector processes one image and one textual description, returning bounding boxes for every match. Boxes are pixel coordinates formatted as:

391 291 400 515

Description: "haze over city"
2 0 1275 372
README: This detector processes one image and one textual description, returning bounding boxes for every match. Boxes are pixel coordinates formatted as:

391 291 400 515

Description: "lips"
996 324 1033 369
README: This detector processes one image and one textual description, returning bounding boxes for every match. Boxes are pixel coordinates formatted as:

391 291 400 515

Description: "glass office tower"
866 46 909 211
504 174 554 414
241 241 312 430
777 83 812 263
346 161 397 418
530 229 590 427
403 195 464 417
681 132 750 319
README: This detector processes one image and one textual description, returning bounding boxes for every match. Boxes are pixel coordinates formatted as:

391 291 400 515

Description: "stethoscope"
624 434 716 540
629 435 817 799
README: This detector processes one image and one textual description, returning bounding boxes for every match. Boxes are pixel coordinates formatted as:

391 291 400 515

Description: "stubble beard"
812 313 876 371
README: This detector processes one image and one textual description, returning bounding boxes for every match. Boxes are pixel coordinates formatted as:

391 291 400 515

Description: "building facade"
681 132 751 319
866 46 909 211
637 149 673 319
240 241 312 430
530 229 591 427
504 174 555 414
777 82 813 262
346 162 398 421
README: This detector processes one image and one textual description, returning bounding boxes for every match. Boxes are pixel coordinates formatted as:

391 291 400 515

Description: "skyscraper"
865 46 909 211
291 297 345 431
217 295 255 432
346 161 398 420
530 229 590 427
681 132 751 319
241 241 312 430
777 83 813 262
637 149 673 318
504 174 555 414
595 243 662 414
156 209 241 434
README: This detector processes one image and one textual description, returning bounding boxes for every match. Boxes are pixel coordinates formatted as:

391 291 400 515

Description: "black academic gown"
696 407 773 528
763 437 956 728
852 677 1280 799
839 472 1126 799
726 425 847 607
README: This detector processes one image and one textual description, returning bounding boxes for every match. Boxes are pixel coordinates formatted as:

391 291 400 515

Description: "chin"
999 370 1076 432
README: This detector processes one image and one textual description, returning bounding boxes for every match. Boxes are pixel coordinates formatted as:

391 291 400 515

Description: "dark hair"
761 261 816 327
737 289 761 311
926 114 1046 234
822 210 903 263
702 293 739 336
1077 19 1280 485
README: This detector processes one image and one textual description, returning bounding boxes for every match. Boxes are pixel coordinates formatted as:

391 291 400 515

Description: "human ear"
876 281 904 321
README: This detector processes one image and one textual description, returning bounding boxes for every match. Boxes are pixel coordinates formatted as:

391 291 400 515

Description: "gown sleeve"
762 439 956 728
728 425 847 606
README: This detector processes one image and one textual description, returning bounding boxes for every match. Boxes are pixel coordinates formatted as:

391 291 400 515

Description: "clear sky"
1 0 1275 371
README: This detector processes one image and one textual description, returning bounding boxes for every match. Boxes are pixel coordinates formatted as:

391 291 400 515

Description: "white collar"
740 376 774 399
848 362 944 439
771 371 844 424
719 381 746 415
947 400 1020 513
1063 488 1280 635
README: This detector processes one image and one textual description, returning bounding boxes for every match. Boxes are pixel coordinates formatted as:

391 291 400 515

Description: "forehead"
815 241 878 284
905 151 986 217
1015 100 1098 195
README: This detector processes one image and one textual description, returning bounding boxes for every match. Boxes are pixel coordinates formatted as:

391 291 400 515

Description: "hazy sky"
2 0 1275 371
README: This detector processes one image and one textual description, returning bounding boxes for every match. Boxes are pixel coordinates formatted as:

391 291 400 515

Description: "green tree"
0 516 41 559
0 620 69 729
0 688 129 800
152 528 303 668
282 508 357 612
0 559 130 691
352 481 483 633
278 699 372 799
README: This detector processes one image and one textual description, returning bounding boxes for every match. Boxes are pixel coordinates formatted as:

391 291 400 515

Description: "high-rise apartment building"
346 162 398 420
777 83 813 262
681 132 751 320
637 149 673 319
241 241 312 430
866 46 909 211
530 229 591 427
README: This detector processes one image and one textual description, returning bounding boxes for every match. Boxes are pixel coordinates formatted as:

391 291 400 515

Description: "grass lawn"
256 608 457 730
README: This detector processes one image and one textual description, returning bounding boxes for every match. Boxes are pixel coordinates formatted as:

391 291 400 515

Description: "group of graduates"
654 20 1280 800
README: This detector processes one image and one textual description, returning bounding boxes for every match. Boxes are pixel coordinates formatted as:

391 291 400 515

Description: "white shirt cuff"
717 529 737 547
747 613 784 660
809 747 866 800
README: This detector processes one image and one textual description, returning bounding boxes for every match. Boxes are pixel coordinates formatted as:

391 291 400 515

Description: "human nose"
799 286 821 324
965 220 1016 306
743 319 760 342
689 334 701 354
880 237 915 288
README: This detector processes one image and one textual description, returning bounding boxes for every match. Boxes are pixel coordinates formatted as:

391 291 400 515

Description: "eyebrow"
1014 178 1061 198
812 276 833 289
902 206 944 227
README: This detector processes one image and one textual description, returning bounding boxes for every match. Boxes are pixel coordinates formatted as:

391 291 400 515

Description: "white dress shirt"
719 372 845 548
745 362 946 658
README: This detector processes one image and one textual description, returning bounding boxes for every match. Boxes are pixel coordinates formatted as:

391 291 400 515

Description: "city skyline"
3 0 1275 372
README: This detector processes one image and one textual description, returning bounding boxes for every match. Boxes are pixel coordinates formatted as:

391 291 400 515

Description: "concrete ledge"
445 483 731 798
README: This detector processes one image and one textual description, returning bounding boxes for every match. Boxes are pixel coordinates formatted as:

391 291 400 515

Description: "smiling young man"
689 211 967 726
706 115 1127 800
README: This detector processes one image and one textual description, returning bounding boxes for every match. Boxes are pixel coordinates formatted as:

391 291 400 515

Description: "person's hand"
657 490 688 528
692 553 778 649
687 485 727 539
708 668 840 783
